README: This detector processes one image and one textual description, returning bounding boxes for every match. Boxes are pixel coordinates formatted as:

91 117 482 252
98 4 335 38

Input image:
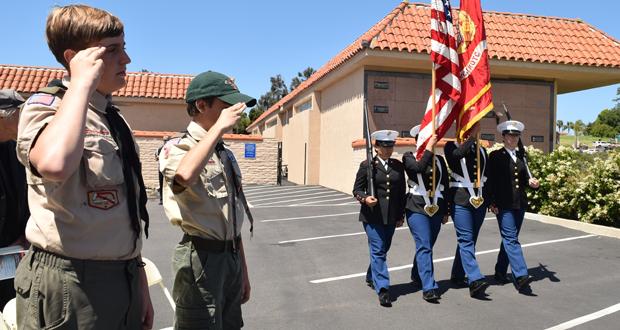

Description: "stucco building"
246 2 620 193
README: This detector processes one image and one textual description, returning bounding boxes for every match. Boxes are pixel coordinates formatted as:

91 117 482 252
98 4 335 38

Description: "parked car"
593 141 611 149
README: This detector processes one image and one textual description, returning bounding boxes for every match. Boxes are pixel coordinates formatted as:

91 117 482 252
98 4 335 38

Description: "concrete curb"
526 212 620 240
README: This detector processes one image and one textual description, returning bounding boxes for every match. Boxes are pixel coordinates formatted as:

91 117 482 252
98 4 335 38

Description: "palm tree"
556 119 564 144
574 120 585 148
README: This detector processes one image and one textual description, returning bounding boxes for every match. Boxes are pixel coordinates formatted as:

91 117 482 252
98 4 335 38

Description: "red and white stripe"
416 0 461 159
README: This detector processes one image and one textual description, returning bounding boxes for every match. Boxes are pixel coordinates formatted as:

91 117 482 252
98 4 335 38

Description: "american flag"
416 0 461 159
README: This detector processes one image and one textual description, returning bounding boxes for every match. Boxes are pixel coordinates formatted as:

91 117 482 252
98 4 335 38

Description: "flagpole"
431 63 437 199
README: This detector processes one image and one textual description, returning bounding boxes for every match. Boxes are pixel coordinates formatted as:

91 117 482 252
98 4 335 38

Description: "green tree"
574 120 585 147
556 119 564 133
290 67 316 91
233 112 251 134
246 74 290 130
589 122 618 138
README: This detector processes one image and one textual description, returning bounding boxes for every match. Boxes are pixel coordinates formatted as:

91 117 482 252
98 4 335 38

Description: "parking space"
142 184 620 329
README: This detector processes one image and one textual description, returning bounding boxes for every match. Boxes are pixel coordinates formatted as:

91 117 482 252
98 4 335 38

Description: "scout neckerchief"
449 143 486 208
215 142 254 243
408 157 443 216
105 103 150 241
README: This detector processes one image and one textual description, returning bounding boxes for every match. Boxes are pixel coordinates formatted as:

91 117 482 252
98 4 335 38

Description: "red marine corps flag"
416 0 461 160
455 0 494 140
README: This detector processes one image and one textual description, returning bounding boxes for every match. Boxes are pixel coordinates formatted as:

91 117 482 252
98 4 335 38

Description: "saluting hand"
69 46 106 94
529 178 540 188
365 196 378 207
214 102 246 132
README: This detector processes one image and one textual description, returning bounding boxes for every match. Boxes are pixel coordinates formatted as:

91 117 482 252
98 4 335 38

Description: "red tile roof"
0 64 192 99
248 2 620 129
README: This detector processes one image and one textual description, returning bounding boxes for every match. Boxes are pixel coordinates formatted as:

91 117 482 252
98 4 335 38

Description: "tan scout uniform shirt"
160 121 244 241
16 79 141 260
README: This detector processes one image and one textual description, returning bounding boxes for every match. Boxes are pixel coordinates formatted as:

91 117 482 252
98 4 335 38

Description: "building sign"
244 143 256 158
531 135 544 142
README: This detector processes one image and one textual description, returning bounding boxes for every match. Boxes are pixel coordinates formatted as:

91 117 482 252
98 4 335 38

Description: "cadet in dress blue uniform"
488 120 540 292
402 125 449 302
444 123 490 298
353 130 406 307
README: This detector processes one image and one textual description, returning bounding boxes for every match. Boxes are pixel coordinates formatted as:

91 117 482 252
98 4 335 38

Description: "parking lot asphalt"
142 184 620 330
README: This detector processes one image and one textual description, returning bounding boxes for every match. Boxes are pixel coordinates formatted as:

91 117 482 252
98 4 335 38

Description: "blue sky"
1 0 618 124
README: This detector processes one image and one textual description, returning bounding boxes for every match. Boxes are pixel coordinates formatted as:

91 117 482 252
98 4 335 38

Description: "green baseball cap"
186 71 256 107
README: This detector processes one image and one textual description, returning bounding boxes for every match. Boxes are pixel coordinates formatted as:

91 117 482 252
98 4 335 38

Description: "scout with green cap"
160 70 256 329
186 70 257 107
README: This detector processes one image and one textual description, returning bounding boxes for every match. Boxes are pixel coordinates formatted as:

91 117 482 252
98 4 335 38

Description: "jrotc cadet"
488 120 539 292
402 126 449 302
353 130 406 307
160 71 255 329
444 123 491 298
14 5 153 328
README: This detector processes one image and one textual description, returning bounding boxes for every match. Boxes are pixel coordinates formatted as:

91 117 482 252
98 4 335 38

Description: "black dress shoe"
469 279 489 298
365 279 374 290
515 275 533 291
450 277 468 288
422 289 441 302
378 289 392 307
494 273 511 285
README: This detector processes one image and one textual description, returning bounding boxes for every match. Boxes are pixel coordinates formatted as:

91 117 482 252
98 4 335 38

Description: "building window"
281 113 288 126
481 133 495 141
296 100 312 112
401 130 411 138
374 81 389 89
266 119 277 129
531 135 544 142
374 105 389 113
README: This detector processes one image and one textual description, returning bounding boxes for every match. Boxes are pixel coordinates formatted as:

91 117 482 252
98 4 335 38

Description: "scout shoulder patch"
27 93 57 106
87 190 119 210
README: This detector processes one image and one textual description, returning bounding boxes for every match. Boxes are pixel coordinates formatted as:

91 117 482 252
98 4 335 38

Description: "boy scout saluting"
160 71 255 329
14 5 153 329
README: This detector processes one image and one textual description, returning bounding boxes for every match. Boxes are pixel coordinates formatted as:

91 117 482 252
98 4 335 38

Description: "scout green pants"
14 247 142 330
172 238 243 330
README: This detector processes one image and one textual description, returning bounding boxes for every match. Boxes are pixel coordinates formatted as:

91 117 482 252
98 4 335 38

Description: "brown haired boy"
14 5 153 329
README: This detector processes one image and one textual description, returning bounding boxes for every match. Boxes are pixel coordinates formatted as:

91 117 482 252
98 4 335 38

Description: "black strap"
215 142 254 239
104 104 150 242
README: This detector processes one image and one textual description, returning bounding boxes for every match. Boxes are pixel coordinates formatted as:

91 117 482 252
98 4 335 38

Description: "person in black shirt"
0 89 28 308
402 125 449 302
443 123 490 298
353 130 406 307
488 120 540 292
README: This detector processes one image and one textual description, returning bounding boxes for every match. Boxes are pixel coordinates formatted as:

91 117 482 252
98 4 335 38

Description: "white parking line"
278 227 411 244
309 234 596 283
278 218 498 244
245 186 322 194
252 204 361 208
250 191 339 203
253 193 345 206
293 196 355 206
260 212 359 223
245 186 325 197
545 302 620 330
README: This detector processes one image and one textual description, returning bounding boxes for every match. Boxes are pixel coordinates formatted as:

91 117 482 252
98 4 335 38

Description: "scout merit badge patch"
88 190 119 210
27 93 56 106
